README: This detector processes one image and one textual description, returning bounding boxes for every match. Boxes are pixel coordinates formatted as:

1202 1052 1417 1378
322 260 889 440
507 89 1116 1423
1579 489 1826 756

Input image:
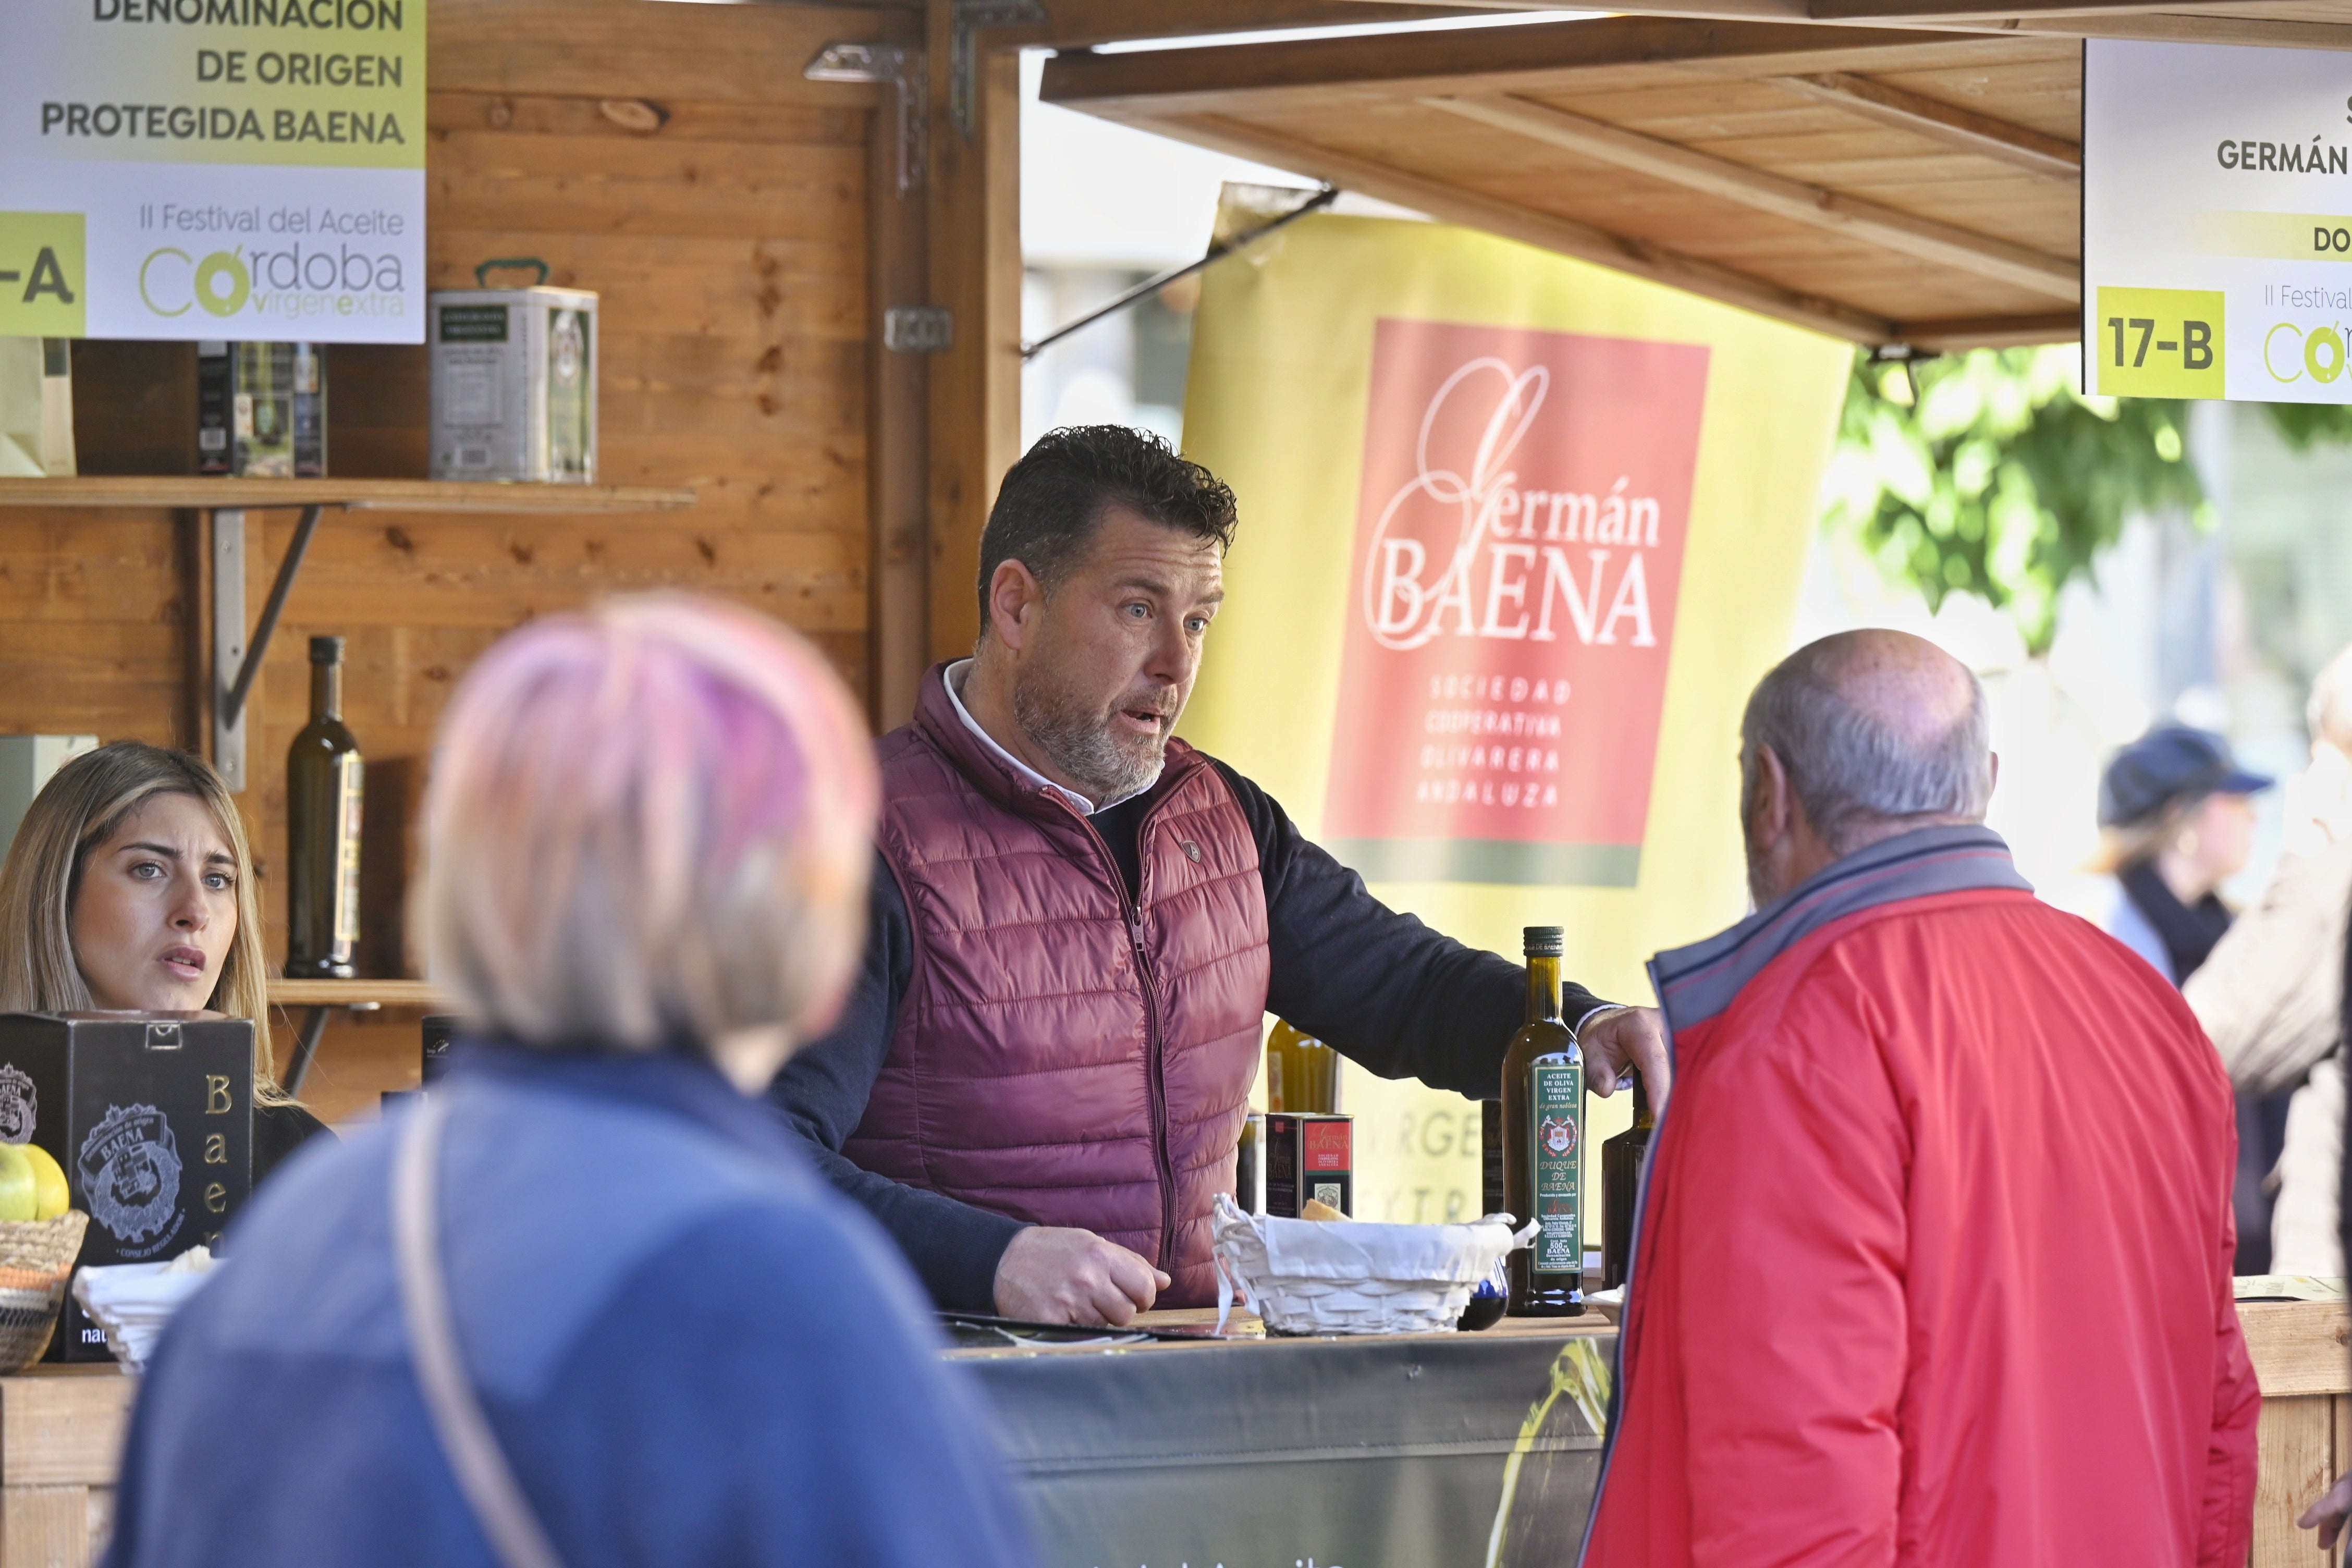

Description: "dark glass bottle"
285 635 363 979
1502 925 1584 1316
1481 1098 1503 1218
1601 1068 1655 1291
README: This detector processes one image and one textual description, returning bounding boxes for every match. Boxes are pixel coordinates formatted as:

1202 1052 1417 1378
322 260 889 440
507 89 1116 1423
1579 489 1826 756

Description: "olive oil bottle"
1601 1068 1655 1291
285 635 363 979
1502 926 1584 1316
1264 1019 1339 1113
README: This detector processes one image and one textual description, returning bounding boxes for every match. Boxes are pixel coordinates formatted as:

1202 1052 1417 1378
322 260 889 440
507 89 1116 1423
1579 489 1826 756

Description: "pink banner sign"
1323 318 1709 886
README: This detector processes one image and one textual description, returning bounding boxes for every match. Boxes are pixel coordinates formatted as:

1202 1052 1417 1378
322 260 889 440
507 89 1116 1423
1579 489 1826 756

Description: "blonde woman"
102 597 1035 1568
0 742 328 1178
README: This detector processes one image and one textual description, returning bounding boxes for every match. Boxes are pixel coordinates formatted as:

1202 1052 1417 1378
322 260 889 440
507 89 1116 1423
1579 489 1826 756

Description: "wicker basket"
1211 1196 1536 1335
0 1212 89 1372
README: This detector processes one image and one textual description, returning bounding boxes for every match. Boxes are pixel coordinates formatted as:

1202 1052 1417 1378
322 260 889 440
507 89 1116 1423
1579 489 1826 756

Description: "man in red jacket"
1584 629 2258 1567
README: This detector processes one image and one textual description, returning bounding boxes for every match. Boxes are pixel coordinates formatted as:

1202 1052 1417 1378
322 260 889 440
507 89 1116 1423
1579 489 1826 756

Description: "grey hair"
1741 635 1993 853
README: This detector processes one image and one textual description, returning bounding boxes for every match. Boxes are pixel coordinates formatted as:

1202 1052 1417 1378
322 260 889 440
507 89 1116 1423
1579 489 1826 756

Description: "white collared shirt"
942 660 1158 816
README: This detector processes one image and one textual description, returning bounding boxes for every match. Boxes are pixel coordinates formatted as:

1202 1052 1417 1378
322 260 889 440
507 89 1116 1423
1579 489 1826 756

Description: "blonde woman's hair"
419 595 878 1057
0 742 283 1087
2086 799 2201 876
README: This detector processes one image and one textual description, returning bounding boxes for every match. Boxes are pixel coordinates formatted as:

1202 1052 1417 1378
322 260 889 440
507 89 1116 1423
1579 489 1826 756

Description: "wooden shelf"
266 979 447 1009
0 477 697 514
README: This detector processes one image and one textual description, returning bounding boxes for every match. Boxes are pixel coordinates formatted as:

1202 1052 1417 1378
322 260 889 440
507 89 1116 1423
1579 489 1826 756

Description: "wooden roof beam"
1421 93 2080 300
1764 71 2079 178
1093 106 1898 341
1329 0 2352 52
1894 311 2080 349
978 0 1481 52
1773 0 2352 48
1038 17 2015 116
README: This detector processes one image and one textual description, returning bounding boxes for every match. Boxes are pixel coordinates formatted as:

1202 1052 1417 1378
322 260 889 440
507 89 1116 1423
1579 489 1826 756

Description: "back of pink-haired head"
421 595 877 1054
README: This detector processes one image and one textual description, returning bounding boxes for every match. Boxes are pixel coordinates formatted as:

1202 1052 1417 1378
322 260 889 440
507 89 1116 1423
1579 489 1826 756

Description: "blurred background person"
2092 725 2279 1273
101 598 1036 1568
2189 644 2352 1280
2093 725 2270 987
0 741 328 1181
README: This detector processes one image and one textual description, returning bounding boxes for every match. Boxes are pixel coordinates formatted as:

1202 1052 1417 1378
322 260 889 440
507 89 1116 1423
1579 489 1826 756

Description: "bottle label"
333 755 365 954
1529 1060 1582 1276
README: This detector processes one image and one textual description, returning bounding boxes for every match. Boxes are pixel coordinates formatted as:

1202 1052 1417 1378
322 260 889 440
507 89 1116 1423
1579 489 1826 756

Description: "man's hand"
2300 1475 2352 1549
1580 1005 1672 1109
993 1226 1169 1326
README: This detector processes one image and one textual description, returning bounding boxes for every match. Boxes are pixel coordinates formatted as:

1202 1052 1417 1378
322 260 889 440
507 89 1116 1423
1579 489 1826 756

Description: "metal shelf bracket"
209 502 329 792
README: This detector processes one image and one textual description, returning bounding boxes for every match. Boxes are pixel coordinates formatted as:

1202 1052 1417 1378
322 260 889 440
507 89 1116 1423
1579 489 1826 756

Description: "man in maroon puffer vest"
770 426 1667 1321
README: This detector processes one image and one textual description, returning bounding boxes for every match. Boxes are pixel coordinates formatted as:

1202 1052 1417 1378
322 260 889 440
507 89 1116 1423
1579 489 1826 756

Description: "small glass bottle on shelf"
285 635 364 981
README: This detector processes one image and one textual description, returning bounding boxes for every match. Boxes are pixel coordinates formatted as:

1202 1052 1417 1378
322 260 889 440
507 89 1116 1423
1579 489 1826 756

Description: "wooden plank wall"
0 0 901 1124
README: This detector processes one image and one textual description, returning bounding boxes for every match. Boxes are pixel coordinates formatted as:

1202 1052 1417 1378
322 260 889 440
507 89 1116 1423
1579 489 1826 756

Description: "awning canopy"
1044 15 2113 349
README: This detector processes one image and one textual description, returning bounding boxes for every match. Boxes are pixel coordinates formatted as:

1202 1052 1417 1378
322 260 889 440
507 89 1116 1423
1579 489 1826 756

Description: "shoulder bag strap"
391 1090 567 1568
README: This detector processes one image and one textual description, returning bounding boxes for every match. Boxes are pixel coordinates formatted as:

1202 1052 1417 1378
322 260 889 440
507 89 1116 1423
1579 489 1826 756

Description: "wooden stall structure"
6 1300 2344 1567
4 0 950 1122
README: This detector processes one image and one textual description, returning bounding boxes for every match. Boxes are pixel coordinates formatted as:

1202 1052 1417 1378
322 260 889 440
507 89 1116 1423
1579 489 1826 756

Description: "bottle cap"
309 635 345 664
1522 925 1564 957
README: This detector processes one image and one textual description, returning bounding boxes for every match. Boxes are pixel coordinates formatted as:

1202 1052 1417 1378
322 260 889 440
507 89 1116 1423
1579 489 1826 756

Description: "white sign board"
0 0 426 343
2084 38 2352 401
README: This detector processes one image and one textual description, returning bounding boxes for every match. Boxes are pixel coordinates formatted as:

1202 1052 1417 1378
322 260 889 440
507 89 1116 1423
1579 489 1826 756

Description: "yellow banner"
1178 209 1850 1229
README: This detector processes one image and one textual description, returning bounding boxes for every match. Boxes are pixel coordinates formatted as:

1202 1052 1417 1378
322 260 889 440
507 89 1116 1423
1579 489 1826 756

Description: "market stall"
1 0 2347 1560
9 1298 2345 1568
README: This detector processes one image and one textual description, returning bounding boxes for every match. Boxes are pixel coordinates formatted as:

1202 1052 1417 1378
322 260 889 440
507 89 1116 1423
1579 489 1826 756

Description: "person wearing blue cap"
2097 725 2281 1280
2094 724 2273 986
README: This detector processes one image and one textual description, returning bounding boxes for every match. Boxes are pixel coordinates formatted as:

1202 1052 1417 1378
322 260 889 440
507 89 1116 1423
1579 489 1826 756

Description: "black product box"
421 1014 459 1085
0 1013 255 1362
1264 1112 1353 1218
197 340 327 477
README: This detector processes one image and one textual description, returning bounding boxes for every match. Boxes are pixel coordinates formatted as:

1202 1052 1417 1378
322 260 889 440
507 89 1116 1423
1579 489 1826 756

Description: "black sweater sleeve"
765 851 1026 1312
1213 762 1614 1100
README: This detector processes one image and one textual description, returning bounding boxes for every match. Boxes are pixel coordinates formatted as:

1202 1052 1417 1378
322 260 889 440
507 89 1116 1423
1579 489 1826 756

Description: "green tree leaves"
1819 346 2203 655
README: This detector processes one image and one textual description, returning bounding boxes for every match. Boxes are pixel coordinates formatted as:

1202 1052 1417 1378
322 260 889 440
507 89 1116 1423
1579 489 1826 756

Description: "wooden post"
869 10 933 731
924 0 1024 667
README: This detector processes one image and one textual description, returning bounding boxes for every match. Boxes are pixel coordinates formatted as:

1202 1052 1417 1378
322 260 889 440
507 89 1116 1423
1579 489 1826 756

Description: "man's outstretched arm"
1216 762 1668 1101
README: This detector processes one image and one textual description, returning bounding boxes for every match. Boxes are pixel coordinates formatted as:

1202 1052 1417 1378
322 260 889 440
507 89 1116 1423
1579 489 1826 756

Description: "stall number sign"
2084 39 2352 402
0 0 426 342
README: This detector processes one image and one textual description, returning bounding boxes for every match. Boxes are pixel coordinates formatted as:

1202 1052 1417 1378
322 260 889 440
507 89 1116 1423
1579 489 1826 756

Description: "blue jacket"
103 1045 1037 1568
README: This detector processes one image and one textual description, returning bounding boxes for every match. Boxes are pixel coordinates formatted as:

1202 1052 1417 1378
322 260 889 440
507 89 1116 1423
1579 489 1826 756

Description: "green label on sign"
2094 287 2226 398
1528 1059 1582 1276
0 213 88 337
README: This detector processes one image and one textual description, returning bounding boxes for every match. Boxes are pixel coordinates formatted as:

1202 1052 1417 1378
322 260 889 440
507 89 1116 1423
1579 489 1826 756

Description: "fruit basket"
0 1211 90 1371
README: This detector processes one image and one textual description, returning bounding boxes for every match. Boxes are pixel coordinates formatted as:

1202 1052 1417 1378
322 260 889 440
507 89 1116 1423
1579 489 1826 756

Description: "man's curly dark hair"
976 425 1239 630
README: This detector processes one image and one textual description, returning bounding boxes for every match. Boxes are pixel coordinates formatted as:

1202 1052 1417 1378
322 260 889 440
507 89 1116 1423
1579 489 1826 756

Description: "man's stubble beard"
1013 658 1170 806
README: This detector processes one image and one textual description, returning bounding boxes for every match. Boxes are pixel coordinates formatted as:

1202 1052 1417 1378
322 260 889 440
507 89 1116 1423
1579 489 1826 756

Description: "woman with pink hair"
101 596 1037 1568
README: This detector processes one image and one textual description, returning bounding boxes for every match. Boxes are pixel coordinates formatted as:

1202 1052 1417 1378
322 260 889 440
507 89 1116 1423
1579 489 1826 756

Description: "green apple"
21 1145 66 1222
0 1144 37 1224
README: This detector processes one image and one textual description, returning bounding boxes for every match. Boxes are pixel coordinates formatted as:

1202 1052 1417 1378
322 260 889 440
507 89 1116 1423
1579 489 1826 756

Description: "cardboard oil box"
198 341 327 477
429 286 597 482
1264 1112 1352 1218
0 1014 254 1362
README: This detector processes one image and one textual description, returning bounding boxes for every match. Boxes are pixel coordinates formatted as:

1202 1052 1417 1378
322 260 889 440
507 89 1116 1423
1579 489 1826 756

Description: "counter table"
6 1301 2344 1568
